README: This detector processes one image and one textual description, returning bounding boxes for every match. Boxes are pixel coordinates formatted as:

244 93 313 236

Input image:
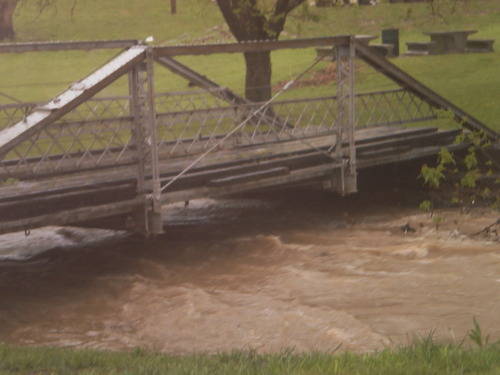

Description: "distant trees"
215 0 306 102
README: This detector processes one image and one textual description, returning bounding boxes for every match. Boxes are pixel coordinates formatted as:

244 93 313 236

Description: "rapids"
0 189 499 353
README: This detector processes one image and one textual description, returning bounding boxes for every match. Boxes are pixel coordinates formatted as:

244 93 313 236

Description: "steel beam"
0 40 139 53
330 37 357 195
154 36 350 56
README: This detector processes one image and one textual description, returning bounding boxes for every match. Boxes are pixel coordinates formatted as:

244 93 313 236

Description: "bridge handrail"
0 40 140 54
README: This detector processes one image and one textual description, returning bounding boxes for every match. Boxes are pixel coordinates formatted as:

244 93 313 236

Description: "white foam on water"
163 198 271 225
0 226 126 261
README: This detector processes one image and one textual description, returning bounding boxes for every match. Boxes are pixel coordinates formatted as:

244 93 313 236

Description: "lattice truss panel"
356 89 436 128
353 56 438 129
0 88 437 180
0 96 135 179
0 103 37 131
155 93 340 156
154 90 435 157
0 54 438 180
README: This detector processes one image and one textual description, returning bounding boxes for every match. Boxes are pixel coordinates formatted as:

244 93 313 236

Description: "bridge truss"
0 36 497 235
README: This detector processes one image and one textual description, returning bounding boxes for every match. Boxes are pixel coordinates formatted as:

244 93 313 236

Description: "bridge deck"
0 125 461 234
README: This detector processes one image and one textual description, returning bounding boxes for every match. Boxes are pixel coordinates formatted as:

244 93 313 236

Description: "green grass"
1 0 499 132
1 338 500 375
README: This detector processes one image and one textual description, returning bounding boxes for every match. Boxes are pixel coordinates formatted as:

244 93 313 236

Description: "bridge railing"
0 86 436 181
355 88 436 128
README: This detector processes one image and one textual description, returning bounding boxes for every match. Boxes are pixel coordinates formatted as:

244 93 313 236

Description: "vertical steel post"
128 64 149 234
129 68 146 195
347 37 357 188
145 47 164 235
128 48 163 236
330 36 357 195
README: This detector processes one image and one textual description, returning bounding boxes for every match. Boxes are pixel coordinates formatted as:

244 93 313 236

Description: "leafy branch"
419 130 500 211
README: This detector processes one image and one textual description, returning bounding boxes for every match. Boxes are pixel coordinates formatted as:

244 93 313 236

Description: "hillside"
1 0 499 130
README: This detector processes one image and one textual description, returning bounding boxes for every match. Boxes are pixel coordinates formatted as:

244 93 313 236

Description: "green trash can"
382 28 400 57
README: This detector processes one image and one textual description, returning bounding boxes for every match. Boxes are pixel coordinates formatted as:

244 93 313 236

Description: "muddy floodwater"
0 189 499 354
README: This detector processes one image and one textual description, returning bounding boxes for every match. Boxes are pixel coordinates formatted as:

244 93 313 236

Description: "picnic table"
423 30 477 54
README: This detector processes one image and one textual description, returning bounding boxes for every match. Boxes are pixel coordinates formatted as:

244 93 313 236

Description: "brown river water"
0 187 499 354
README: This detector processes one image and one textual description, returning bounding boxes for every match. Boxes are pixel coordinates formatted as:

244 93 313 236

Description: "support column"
128 47 164 236
328 37 357 195
145 47 164 235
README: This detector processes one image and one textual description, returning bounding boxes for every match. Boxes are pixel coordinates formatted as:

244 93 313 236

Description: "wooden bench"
406 41 436 55
369 43 395 57
466 39 495 53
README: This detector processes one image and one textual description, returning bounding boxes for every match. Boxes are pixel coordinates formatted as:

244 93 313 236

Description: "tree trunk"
0 0 17 41
215 0 305 102
244 50 272 102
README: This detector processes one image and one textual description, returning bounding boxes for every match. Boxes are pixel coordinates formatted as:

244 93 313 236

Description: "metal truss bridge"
0 36 497 235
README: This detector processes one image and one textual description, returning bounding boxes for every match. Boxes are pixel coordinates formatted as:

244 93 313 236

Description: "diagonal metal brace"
155 55 294 129
0 46 148 158
354 41 499 142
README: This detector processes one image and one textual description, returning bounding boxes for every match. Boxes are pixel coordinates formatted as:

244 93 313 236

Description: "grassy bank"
1 0 499 131
1 338 500 375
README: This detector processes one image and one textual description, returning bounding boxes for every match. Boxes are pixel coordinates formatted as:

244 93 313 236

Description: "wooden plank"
0 46 147 157
0 181 134 206
358 143 467 169
0 197 143 235
0 40 139 54
354 41 499 141
209 167 290 187
355 126 437 145
0 183 136 222
160 162 343 204
159 150 332 188
154 36 350 56
356 129 460 154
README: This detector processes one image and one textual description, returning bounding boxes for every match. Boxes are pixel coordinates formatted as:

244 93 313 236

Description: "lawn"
0 0 499 132
1 337 500 375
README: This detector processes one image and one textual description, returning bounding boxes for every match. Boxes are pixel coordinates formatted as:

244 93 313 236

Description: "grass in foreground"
1 337 500 375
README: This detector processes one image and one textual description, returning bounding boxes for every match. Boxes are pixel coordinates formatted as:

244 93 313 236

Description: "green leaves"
419 130 499 210
468 317 490 348
419 200 433 214
437 147 455 167
420 164 445 189
460 169 480 188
